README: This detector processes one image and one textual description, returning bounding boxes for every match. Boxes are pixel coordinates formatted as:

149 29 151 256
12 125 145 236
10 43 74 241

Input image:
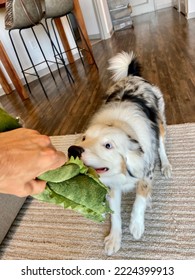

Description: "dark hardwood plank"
0 8 195 136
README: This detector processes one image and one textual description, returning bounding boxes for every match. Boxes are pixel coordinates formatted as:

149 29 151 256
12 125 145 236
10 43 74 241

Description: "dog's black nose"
68 145 84 159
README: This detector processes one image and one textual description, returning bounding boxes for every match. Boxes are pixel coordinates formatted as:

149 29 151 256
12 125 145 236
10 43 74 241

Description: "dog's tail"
108 51 141 81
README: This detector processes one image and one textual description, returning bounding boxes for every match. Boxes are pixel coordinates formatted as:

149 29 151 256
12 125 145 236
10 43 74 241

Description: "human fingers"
46 150 67 170
36 148 66 176
31 134 51 147
28 179 47 196
1 179 47 197
18 179 47 197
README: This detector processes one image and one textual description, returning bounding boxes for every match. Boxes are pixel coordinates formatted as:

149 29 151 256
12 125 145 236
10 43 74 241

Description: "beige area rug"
0 123 195 260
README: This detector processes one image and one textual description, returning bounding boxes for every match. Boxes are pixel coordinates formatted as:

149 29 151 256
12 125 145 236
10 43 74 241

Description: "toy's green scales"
0 107 111 222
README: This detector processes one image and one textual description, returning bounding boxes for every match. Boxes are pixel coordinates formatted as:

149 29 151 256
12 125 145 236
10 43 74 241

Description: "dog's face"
68 123 141 179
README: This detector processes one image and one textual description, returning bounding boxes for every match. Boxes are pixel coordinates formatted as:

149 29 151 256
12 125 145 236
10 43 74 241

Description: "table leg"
0 66 13 95
0 41 29 100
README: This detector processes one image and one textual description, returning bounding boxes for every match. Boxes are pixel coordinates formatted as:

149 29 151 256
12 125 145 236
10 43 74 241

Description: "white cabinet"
131 0 155 16
107 0 133 31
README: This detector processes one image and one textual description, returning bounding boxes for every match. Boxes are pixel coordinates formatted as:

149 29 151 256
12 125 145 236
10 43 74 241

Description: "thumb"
23 179 47 197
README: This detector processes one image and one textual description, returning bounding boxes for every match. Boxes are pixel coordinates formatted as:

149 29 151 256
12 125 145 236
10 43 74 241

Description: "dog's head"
68 123 143 179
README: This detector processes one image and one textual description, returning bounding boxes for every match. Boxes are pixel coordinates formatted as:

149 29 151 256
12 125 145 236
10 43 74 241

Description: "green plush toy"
0 107 111 222
34 157 111 222
0 107 21 132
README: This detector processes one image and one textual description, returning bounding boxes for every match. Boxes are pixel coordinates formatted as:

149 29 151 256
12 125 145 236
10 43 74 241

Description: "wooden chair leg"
54 18 75 64
0 41 29 100
0 67 13 95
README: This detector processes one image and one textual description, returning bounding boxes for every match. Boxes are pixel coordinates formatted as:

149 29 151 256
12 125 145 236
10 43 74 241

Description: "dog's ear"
124 137 145 178
128 137 144 154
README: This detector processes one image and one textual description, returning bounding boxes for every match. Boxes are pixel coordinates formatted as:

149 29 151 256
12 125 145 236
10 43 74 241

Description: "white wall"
101 0 113 35
79 0 100 39
187 0 195 18
188 0 195 12
93 0 113 40
188 0 195 10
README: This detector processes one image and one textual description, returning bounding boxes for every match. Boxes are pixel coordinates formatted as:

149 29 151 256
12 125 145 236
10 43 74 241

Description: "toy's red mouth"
95 167 109 174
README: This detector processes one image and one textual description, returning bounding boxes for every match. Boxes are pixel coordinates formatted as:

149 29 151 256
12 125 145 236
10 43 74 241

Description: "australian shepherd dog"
68 51 172 256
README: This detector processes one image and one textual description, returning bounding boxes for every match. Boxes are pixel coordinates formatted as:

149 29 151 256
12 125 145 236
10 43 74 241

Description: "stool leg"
50 20 74 84
31 26 56 84
51 19 66 76
45 19 62 78
40 22 74 84
66 14 84 66
8 30 32 95
51 19 65 64
19 29 49 99
70 12 98 69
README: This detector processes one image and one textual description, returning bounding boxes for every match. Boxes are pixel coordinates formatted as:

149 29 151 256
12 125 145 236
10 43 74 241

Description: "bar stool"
44 0 98 71
4 0 74 98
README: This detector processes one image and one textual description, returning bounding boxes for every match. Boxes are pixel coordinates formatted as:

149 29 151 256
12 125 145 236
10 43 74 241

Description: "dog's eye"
82 136 86 141
105 143 112 149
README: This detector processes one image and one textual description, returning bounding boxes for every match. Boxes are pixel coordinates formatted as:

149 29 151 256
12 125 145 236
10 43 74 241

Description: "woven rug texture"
0 123 194 260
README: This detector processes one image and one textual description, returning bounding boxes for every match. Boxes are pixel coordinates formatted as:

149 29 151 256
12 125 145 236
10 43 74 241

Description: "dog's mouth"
94 167 109 174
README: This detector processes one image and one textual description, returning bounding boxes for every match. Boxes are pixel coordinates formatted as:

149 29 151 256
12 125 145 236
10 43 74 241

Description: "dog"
68 51 172 256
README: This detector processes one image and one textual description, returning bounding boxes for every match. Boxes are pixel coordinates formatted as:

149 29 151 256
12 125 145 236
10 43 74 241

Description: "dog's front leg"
158 121 172 178
104 188 122 256
130 180 151 240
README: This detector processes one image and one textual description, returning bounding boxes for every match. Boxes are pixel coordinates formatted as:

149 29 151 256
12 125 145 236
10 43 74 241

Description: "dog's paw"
104 231 121 256
161 163 172 178
130 218 145 240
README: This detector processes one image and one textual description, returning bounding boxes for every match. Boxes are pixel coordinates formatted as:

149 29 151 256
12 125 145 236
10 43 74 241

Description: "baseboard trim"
186 11 195 19
88 33 101 40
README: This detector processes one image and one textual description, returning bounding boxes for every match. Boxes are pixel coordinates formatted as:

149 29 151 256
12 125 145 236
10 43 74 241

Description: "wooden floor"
1 8 195 136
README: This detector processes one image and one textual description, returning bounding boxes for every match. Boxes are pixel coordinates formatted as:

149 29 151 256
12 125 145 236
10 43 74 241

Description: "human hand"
0 128 66 197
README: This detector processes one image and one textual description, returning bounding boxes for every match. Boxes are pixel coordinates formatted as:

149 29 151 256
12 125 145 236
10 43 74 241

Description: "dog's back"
107 51 166 129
